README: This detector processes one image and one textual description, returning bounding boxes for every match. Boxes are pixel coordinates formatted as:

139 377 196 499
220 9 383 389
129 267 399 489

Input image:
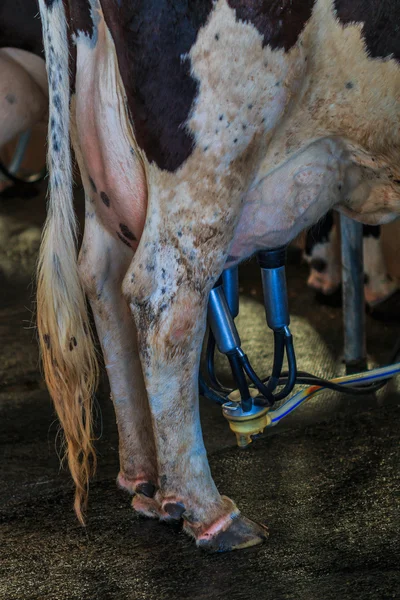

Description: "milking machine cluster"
200 246 400 448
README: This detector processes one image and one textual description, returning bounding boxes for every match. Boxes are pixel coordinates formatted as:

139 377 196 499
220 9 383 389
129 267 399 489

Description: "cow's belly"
227 137 349 261
74 23 147 251
228 134 400 265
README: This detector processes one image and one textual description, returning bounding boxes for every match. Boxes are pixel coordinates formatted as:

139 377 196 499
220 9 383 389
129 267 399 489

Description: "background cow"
304 210 400 320
0 0 47 192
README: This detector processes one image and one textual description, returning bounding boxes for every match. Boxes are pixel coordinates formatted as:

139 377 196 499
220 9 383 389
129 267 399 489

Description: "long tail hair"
37 0 99 524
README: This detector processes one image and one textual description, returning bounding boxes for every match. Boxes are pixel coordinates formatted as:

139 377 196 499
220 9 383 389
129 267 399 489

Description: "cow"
304 211 399 314
0 0 48 191
34 0 400 552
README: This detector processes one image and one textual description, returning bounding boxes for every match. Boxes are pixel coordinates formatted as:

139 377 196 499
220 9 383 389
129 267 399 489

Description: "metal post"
340 214 367 374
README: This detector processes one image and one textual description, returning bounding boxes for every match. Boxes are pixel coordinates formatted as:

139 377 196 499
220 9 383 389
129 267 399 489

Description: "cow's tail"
37 0 99 524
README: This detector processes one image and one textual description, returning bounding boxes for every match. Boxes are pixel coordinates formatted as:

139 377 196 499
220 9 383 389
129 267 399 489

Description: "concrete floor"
1 185 400 600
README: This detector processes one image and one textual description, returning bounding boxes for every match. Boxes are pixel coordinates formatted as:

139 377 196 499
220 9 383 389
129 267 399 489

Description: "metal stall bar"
340 214 367 374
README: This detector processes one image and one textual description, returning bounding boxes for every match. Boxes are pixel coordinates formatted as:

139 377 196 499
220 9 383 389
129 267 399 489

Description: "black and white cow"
30 0 400 551
304 210 399 317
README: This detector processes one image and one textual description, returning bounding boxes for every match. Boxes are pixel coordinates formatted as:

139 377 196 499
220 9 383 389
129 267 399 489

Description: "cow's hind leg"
304 210 342 296
78 203 160 516
363 225 398 306
123 208 268 551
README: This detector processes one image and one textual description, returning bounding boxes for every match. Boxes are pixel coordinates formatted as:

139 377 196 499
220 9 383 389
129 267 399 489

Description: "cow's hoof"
132 494 185 525
117 473 137 494
367 289 400 323
131 494 162 519
162 501 186 521
136 482 157 498
117 474 157 498
193 515 268 553
315 285 342 308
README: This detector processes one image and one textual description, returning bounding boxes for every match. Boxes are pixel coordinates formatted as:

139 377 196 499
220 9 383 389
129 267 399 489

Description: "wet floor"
1 186 399 600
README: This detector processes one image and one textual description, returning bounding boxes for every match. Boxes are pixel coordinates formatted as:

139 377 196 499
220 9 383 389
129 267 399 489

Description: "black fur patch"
89 176 97 193
101 0 213 172
335 1 400 61
120 223 136 241
362 224 381 238
227 0 316 51
310 257 328 273
68 0 94 39
117 231 132 248
305 211 334 255
100 191 110 207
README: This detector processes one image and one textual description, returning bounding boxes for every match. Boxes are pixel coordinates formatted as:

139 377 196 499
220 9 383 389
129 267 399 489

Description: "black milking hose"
228 352 253 413
206 331 231 393
198 372 226 405
265 330 285 393
240 353 275 406
271 333 297 400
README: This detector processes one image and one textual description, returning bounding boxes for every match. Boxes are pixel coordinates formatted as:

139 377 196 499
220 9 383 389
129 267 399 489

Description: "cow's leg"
304 210 342 295
362 224 398 306
123 216 267 552
78 197 160 516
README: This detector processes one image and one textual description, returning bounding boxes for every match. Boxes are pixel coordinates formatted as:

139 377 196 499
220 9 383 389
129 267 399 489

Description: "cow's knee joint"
122 265 154 308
